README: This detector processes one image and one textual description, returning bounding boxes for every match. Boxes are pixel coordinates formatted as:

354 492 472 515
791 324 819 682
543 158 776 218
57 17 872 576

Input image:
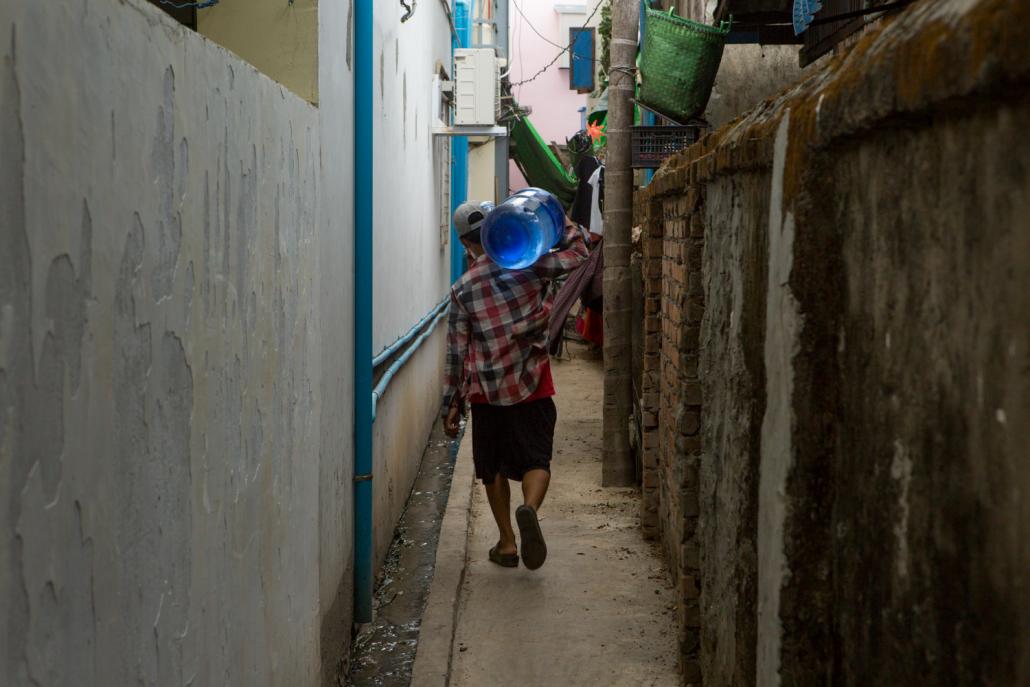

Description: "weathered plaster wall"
636 0 1030 683
315 0 356 681
0 0 352 683
827 99 1029 687
705 45 802 129
699 170 769 687
673 0 804 129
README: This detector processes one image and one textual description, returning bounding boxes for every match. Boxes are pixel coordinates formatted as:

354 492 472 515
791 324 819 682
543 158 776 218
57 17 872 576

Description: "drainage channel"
347 420 463 686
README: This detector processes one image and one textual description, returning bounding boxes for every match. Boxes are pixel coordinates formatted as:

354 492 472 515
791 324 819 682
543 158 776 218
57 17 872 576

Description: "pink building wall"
507 1 593 191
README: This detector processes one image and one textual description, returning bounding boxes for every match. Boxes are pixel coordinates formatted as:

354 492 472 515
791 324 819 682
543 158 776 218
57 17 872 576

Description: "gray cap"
453 201 488 239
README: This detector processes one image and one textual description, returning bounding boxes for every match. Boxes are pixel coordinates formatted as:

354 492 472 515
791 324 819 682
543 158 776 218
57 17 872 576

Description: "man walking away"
442 201 589 570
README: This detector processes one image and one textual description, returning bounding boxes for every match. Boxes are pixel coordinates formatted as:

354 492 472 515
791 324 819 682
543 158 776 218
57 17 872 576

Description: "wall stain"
1 23 32 682
203 170 212 317
222 121 232 311
346 0 354 70
31 198 93 501
236 144 258 367
176 137 189 201
150 330 193 686
111 214 152 683
150 66 182 302
183 260 195 326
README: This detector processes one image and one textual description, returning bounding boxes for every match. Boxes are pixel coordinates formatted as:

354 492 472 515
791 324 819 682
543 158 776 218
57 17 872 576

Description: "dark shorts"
470 397 557 484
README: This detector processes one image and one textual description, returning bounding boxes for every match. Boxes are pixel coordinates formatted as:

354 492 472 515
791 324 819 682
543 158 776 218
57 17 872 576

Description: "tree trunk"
602 0 637 487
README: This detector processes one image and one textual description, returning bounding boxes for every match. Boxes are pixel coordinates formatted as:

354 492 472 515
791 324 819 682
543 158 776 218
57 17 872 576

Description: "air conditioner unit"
453 48 499 127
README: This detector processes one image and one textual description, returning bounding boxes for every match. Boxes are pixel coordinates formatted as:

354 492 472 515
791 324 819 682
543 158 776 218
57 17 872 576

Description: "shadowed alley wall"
637 0 1030 683
1 0 356 683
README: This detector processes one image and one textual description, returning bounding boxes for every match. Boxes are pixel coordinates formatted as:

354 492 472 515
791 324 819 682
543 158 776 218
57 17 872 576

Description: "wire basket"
631 125 702 169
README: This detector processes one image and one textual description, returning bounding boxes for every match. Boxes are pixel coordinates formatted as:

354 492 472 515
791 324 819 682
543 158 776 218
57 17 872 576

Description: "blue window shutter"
569 27 595 93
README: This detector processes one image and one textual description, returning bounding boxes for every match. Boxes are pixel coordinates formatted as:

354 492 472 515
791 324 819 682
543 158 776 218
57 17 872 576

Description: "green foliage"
596 0 612 96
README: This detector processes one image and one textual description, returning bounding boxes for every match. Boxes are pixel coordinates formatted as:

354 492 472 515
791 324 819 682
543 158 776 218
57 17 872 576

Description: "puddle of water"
346 420 464 686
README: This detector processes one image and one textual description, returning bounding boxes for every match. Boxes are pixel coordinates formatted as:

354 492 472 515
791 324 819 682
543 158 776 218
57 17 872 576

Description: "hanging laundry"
588 166 605 239
570 154 601 229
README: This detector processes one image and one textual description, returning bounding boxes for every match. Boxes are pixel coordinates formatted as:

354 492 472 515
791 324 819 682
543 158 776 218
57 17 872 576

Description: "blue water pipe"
450 0 471 283
372 296 450 369
353 0 374 625
371 305 451 422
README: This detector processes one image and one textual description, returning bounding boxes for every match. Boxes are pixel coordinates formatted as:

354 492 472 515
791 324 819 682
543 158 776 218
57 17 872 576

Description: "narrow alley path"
413 347 680 686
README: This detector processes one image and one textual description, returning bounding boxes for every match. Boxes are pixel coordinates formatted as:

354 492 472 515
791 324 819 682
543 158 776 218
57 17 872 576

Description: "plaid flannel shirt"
442 223 589 413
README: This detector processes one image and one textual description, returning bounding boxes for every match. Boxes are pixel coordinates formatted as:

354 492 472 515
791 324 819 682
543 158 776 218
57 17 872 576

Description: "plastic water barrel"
481 188 565 270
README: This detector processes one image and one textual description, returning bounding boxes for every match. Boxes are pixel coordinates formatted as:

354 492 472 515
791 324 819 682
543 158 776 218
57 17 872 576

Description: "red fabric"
576 306 604 345
443 225 588 412
469 360 554 405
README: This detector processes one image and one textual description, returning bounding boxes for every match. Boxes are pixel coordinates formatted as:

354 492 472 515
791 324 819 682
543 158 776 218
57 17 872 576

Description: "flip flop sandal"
515 505 548 570
489 545 519 568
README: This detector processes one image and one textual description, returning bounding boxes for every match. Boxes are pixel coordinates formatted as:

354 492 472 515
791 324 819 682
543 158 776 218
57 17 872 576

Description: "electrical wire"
809 0 916 26
511 0 566 50
505 0 524 91
509 0 605 89
156 0 219 8
517 1 525 96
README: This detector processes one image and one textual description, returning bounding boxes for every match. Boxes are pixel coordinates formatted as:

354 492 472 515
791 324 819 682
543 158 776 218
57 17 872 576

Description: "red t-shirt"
469 359 555 406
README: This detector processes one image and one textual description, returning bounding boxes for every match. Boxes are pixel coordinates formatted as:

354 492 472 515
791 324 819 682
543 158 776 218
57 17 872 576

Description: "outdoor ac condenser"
453 48 499 127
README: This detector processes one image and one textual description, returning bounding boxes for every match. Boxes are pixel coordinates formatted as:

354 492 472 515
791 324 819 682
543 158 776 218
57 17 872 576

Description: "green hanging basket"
638 8 731 123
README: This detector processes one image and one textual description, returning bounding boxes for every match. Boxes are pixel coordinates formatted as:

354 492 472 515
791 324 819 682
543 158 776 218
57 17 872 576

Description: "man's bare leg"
484 474 517 555
521 468 550 512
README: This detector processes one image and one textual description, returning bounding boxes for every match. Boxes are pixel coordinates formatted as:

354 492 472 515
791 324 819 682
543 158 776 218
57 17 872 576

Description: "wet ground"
347 420 463 686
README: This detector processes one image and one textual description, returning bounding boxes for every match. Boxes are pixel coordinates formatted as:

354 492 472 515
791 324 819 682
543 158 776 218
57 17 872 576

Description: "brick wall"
633 2 1030 684
637 176 707 683
639 197 663 539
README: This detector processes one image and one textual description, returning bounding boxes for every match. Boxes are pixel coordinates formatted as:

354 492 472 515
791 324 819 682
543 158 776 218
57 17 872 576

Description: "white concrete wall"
369 0 454 569
0 0 353 684
371 325 448 565
372 0 453 351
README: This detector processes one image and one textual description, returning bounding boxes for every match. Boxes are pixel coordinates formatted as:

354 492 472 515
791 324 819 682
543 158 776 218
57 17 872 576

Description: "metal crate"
631 125 703 169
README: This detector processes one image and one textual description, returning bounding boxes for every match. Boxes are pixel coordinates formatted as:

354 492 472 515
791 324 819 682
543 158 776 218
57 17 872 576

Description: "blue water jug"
481 188 565 270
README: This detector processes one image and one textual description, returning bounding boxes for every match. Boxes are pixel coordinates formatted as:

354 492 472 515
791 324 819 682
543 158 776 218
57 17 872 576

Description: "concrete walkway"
412 350 680 687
